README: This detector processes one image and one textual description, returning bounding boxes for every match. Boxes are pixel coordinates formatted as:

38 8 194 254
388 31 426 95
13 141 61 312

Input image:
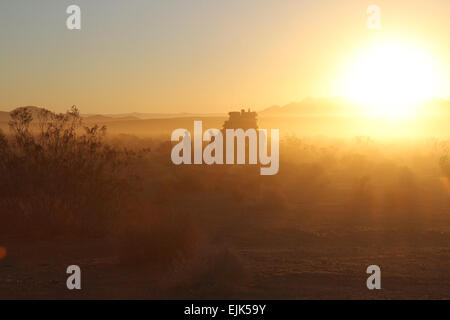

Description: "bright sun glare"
341 40 441 118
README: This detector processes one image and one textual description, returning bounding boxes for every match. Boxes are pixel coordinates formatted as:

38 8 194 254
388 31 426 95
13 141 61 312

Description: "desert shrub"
0 106 137 237
167 245 249 298
118 204 198 269
116 198 247 297
441 154 450 179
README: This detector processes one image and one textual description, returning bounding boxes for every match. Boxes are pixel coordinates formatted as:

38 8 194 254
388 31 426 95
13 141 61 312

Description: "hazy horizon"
1 96 449 117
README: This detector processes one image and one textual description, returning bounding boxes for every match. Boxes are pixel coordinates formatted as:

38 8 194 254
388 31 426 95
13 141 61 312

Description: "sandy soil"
1 226 450 300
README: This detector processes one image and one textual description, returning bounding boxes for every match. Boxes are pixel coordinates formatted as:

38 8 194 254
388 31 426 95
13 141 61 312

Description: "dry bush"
117 204 199 270
166 245 249 298
441 154 450 179
0 106 137 237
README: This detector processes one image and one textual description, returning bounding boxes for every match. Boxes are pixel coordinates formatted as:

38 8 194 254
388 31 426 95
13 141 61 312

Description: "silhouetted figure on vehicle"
222 109 258 131
221 108 258 165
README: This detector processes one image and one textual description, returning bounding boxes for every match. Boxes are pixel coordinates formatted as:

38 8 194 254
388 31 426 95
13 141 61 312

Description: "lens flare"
0 246 6 259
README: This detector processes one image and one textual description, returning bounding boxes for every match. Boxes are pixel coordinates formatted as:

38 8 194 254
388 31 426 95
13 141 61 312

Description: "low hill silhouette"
260 97 450 116
260 97 356 116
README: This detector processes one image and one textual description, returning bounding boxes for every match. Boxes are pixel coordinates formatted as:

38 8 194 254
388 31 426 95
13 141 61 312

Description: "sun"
340 39 441 118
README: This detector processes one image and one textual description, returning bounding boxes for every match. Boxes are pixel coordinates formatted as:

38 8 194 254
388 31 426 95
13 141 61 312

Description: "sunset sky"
0 0 449 114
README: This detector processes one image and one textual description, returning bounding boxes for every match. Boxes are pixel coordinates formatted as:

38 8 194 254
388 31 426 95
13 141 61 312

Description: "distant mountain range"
259 97 450 116
82 112 225 122
260 97 356 116
0 98 449 125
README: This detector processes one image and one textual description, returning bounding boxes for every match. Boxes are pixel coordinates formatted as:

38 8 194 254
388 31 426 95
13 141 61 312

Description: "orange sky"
0 0 448 114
